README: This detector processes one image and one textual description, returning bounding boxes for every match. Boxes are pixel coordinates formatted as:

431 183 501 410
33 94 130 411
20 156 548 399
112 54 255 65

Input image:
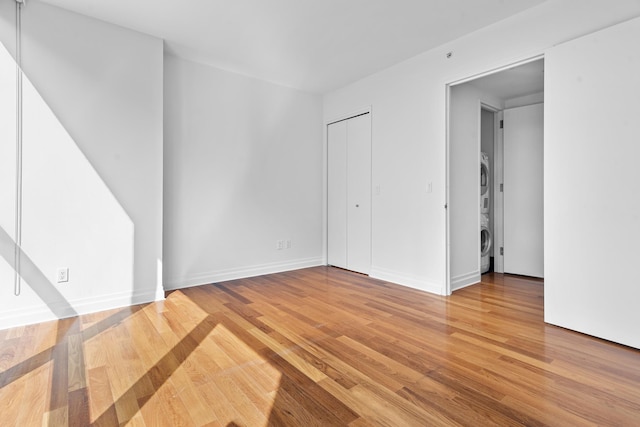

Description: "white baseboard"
451 270 481 291
369 266 445 295
0 289 162 331
163 257 325 291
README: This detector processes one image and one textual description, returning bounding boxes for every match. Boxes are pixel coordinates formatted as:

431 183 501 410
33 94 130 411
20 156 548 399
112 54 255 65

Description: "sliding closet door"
327 113 371 275
545 16 640 348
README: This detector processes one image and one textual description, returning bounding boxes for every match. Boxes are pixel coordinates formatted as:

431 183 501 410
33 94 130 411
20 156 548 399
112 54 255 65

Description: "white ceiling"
469 59 545 100
38 0 547 93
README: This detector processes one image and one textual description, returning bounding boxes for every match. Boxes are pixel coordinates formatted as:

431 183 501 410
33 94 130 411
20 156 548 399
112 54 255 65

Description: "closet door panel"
327 121 348 268
346 114 371 274
545 16 640 348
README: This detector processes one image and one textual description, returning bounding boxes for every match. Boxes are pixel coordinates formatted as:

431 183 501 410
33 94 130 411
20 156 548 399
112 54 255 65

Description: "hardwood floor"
1 267 639 426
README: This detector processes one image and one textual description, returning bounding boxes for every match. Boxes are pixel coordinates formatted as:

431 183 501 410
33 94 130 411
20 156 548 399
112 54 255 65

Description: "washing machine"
481 213 492 274
480 152 490 214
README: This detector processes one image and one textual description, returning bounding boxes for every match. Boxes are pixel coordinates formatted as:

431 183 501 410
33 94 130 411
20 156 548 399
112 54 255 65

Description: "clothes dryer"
480 152 490 214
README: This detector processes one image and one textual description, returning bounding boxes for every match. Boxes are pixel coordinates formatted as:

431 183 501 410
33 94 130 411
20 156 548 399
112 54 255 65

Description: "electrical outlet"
276 240 284 250
57 268 69 283
286 239 291 249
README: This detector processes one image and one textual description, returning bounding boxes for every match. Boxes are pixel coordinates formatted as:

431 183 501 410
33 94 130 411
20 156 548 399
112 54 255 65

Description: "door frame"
323 105 372 267
445 54 544 295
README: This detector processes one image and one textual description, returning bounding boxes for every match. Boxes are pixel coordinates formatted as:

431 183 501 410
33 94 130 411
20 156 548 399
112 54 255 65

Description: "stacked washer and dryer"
480 152 492 274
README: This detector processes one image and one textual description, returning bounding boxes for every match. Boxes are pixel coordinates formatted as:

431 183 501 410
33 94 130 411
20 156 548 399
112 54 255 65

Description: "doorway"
447 57 544 293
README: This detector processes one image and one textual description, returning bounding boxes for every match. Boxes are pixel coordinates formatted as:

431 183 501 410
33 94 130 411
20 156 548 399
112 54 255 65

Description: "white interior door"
346 114 371 274
504 103 544 277
327 120 348 269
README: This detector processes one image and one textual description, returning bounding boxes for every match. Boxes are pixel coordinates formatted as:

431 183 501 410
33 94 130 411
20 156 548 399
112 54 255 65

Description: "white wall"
163 55 323 289
0 2 164 329
545 16 640 349
323 0 640 295
449 84 503 290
